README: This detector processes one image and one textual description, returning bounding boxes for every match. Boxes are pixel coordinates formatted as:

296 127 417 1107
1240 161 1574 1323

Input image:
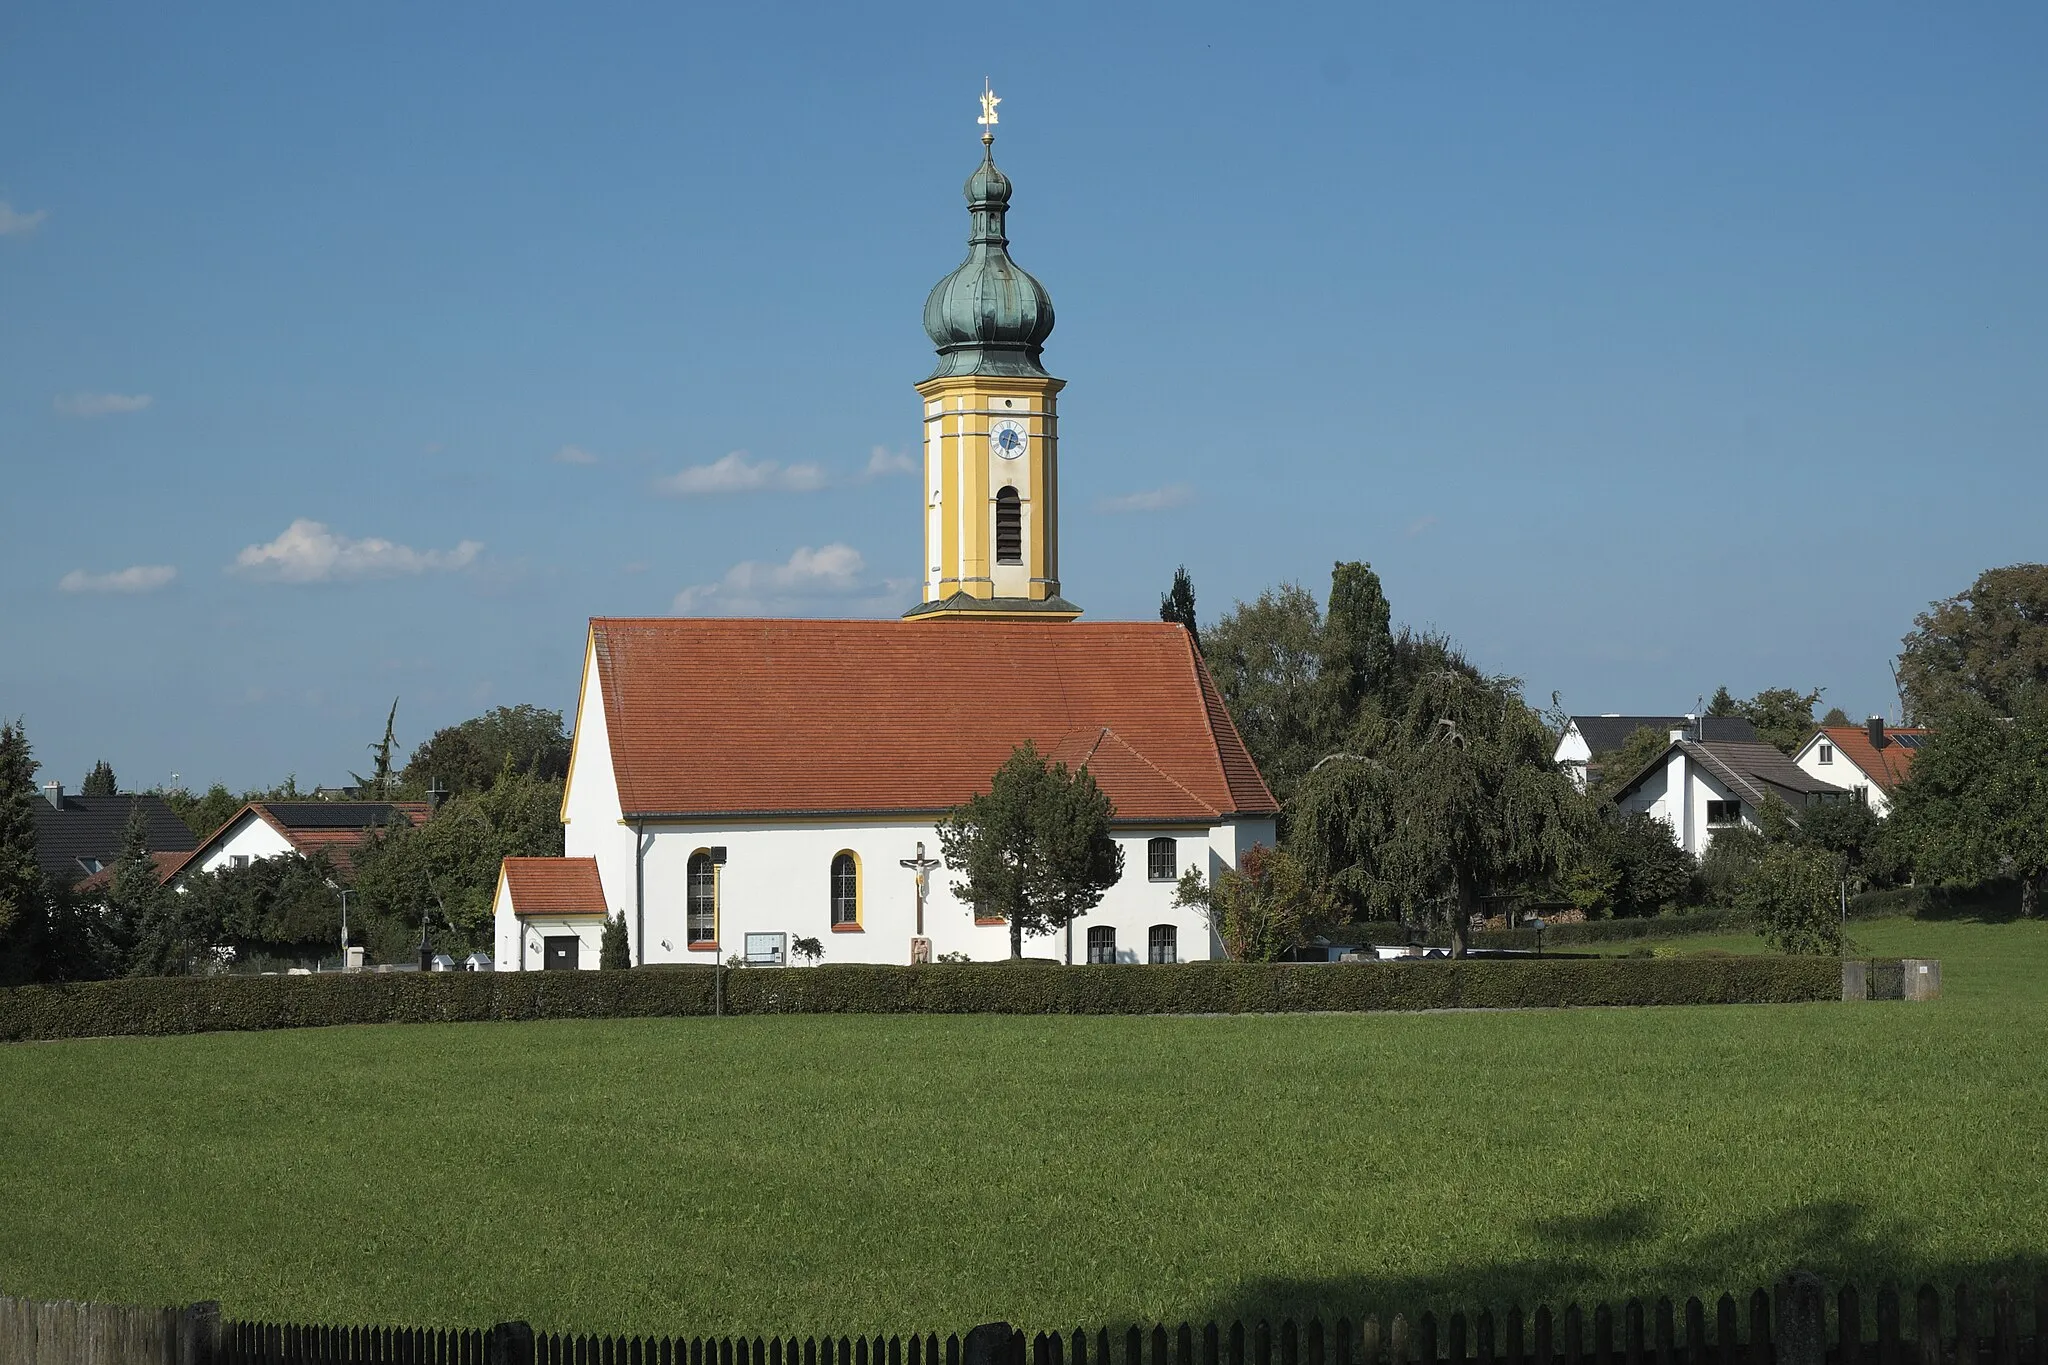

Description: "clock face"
990 419 1028 460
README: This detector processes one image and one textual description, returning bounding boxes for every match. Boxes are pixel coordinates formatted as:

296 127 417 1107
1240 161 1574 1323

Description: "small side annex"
493 856 610 972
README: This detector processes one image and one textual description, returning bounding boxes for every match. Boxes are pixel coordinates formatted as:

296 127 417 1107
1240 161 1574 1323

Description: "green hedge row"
0 957 1864 1043
1471 907 1754 950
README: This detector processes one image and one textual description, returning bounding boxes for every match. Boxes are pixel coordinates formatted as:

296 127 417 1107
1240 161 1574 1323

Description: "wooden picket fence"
6 1276 2043 1365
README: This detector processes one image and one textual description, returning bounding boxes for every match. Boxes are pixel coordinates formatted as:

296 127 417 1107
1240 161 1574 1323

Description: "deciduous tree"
1707 685 1826 755
1173 843 1333 961
937 741 1124 959
1897 563 2048 721
1885 692 2048 916
401 704 572 799
1738 843 1845 955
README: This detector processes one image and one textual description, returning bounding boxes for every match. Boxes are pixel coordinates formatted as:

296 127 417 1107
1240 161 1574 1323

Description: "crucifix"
900 840 941 935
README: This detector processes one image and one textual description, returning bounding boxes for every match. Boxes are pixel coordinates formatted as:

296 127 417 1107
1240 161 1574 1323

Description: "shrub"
0 957 1870 1043
1470 907 1751 950
1739 844 1845 955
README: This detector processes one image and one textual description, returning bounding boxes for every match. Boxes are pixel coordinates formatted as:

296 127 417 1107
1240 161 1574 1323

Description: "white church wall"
606 820 1239 968
561 633 637 930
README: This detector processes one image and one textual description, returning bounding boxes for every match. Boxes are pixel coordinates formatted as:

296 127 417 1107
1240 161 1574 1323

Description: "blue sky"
3 2 2044 793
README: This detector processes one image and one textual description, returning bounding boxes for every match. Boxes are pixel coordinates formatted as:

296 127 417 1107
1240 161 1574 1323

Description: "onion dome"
922 145 1056 380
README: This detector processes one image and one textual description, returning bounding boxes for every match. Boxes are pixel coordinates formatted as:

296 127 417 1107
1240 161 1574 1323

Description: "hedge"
1471 907 1753 950
0 957 1870 1043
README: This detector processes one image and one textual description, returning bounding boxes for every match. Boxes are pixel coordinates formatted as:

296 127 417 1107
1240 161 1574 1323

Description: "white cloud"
863 445 917 479
656 450 827 495
1405 514 1439 538
674 543 905 615
1095 483 1193 513
230 519 482 584
0 202 47 236
57 564 177 594
54 391 152 417
553 444 598 465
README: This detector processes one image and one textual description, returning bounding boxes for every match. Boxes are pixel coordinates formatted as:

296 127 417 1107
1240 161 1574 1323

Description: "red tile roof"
1817 726 1928 794
588 618 1278 823
500 856 610 916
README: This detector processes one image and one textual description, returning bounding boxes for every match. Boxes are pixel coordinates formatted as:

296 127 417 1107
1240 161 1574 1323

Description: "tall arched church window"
1087 925 1117 964
830 851 860 928
1147 837 1178 881
995 486 1022 565
687 851 717 947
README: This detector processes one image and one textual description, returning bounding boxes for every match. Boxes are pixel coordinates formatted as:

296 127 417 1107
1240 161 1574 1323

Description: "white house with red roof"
1791 718 1928 818
496 104 1280 969
166 800 431 887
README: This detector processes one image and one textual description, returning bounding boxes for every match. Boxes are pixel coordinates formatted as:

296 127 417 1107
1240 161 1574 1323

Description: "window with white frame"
1818 744 1834 765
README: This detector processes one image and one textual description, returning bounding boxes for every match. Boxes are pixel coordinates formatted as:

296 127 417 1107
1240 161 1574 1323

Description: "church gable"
587 617 1276 824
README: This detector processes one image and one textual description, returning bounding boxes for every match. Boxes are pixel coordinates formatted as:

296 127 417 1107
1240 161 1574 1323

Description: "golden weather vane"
977 79 1001 146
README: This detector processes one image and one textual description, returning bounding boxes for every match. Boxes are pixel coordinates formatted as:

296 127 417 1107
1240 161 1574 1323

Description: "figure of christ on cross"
900 840 942 939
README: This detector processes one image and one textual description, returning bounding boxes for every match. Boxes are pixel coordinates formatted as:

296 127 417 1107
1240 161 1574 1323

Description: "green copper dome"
922 146 1056 380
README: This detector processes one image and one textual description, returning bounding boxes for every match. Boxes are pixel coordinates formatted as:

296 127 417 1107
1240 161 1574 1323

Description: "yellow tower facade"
904 92 1080 622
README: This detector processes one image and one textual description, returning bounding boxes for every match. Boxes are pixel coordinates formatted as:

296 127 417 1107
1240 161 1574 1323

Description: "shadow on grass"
1853 883 2031 925
1083 1199 2043 1329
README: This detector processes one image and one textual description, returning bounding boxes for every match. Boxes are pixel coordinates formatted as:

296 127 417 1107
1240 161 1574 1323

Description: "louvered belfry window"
994 486 1022 565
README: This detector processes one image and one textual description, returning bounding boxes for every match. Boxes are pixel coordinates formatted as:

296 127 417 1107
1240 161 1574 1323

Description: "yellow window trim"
686 846 720 948
830 848 863 931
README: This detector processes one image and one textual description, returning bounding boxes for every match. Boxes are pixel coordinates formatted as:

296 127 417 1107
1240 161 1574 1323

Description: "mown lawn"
0 917 2042 1337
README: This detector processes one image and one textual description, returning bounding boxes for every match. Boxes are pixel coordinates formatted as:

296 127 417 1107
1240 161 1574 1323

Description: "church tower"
904 87 1080 622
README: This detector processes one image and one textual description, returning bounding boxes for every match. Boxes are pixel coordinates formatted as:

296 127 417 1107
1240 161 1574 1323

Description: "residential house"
1555 715 1761 792
1608 723 1850 856
28 782 197 886
1791 717 1928 818
166 800 431 885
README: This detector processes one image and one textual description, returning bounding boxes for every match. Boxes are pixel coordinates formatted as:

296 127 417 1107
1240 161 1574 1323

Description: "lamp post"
338 889 355 970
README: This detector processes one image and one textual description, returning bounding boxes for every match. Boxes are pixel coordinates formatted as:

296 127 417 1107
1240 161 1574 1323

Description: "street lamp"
339 889 355 969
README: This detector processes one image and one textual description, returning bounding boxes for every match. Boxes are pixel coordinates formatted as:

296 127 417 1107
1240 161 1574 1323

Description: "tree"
349 769 565 959
1707 685 1825 755
1572 809 1694 919
1321 560 1393 725
1897 563 2048 721
170 852 341 969
1738 843 1845 955
82 760 117 796
1173 843 1334 961
937 741 1124 959
1793 799 1884 889
1289 669 1587 955
791 935 824 965
98 804 167 974
600 911 631 969
1885 692 2048 916
352 698 401 799
1159 565 1200 652
401 704 572 799
1589 725 1673 801
0 720 50 984
1203 583 1331 807
162 783 246 840
1821 707 1851 727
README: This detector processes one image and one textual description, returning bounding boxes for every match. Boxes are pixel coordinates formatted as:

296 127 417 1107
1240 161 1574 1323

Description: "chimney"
1867 715 1885 749
41 781 62 810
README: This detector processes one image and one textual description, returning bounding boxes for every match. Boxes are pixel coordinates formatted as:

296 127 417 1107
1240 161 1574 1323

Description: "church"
494 93 1278 970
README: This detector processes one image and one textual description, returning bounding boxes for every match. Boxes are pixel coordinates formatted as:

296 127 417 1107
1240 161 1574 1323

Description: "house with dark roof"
1607 722 1851 856
28 782 197 885
1554 715 1761 792
166 800 431 886
1791 717 1928 818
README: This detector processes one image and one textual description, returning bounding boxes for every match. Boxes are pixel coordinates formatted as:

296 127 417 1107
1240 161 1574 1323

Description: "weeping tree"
1289 668 1587 955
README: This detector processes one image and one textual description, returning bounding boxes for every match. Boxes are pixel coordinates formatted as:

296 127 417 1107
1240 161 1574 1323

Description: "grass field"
0 916 2043 1337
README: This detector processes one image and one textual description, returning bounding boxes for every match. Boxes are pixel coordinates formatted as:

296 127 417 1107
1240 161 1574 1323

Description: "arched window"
686 851 717 947
1148 924 1178 964
830 851 860 928
1087 926 1117 964
1147 837 1178 881
994 486 1022 565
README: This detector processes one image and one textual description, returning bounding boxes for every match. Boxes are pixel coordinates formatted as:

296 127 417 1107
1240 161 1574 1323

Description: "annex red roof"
499 856 610 916
587 618 1279 823
1818 725 1928 794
